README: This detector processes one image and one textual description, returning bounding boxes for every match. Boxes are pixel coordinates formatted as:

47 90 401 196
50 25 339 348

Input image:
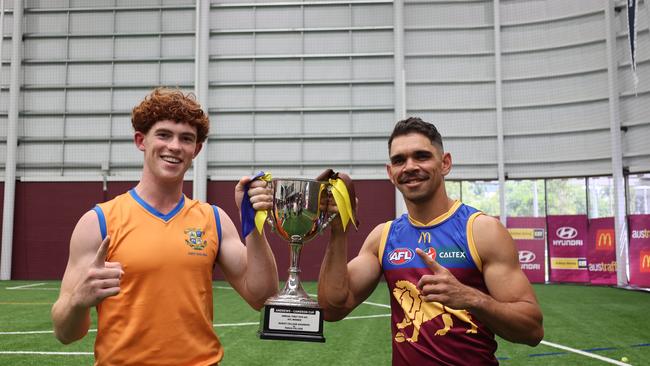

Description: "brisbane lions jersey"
93 189 223 366
379 201 499 365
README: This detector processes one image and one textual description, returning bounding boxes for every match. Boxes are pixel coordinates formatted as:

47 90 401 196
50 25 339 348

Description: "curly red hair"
131 88 210 143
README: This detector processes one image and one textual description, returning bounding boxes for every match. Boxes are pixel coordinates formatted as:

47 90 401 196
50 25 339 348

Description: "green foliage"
506 180 546 217
461 181 500 216
445 181 461 201
546 178 587 215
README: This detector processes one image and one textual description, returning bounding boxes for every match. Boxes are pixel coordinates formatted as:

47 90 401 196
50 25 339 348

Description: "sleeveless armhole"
93 205 107 240
377 221 393 268
466 212 483 272
212 205 222 258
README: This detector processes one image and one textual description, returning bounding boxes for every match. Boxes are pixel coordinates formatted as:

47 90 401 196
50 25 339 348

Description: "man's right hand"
71 236 123 308
235 176 273 212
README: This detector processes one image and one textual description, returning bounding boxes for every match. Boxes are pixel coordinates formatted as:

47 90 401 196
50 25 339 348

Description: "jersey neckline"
407 200 462 227
129 188 185 222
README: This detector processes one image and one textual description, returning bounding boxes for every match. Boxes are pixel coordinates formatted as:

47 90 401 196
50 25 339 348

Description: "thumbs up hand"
72 236 124 308
415 248 478 309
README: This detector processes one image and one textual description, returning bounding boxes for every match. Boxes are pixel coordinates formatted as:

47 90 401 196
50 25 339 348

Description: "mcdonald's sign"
641 250 650 273
418 232 432 244
595 229 615 251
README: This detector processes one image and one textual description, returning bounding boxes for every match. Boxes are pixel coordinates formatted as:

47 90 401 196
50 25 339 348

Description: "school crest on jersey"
185 228 207 250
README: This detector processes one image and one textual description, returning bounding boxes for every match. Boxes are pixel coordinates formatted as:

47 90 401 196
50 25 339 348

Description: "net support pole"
494 0 507 226
1 0 23 280
193 0 210 202
605 0 629 287
393 0 407 218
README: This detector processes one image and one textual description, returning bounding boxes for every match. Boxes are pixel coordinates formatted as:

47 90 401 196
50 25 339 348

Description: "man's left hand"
415 248 480 310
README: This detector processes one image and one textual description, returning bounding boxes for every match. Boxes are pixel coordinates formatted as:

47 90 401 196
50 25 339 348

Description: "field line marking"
344 314 390 320
213 321 259 327
5 283 46 290
362 300 391 309
0 330 54 335
6 288 60 291
541 340 631 366
213 286 234 290
0 351 92 355
0 329 96 335
307 292 391 310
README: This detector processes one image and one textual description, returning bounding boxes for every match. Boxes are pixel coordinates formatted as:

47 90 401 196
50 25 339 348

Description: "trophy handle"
266 210 276 232
317 184 339 233
319 212 338 232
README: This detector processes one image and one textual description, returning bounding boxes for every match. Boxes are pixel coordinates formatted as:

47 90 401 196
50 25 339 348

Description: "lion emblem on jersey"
392 280 478 343
185 228 207 250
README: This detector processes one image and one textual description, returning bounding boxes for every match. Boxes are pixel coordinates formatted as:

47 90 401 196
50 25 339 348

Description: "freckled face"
135 120 202 183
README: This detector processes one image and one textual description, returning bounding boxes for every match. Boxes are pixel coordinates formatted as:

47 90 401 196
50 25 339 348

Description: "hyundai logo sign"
556 226 578 239
519 250 536 263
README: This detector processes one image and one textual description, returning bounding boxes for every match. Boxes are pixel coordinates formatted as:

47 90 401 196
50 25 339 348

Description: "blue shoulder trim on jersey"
129 188 185 222
93 205 107 240
212 205 222 244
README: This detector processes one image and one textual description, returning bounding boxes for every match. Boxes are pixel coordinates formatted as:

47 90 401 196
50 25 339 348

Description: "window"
506 179 546 217
546 178 587 215
461 180 499 216
629 173 650 215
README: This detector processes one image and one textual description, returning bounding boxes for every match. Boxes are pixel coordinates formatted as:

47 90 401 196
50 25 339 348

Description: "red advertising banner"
546 215 589 283
629 214 650 287
506 217 546 284
587 217 617 285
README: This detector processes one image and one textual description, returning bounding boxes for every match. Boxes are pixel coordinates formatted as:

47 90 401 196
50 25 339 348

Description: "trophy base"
258 304 325 343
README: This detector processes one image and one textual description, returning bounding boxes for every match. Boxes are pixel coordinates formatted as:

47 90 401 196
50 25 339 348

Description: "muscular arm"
317 223 383 321
470 215 544 345
51 211 122 344
417 215 543 346
217 177 279 310
216 210 279 310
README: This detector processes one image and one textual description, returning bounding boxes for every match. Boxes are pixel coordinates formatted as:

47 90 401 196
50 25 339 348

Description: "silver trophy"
258 178 336 342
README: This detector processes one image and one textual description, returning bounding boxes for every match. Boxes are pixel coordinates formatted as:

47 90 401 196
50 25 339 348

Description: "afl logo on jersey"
388 248 414 265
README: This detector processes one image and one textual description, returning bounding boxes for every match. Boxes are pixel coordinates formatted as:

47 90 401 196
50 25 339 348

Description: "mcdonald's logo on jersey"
595 229 614 251
418 232 432 244
641 250 650 273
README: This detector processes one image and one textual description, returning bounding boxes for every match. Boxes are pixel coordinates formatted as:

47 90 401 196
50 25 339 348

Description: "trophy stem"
280 240 309 300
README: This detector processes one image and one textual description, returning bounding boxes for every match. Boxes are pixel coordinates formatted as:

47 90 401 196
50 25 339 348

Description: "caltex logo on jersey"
388 248 414 265
185 228 207 250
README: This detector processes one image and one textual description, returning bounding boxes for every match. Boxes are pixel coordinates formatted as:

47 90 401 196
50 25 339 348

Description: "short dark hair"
388 117 443 151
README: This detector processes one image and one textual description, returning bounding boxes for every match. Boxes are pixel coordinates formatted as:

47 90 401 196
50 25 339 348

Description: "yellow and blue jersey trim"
92 193 222 245
379 201 483 272
128 188 185 222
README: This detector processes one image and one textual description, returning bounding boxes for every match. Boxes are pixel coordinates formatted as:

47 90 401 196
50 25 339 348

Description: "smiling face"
386 132 451 205
135 119 202 185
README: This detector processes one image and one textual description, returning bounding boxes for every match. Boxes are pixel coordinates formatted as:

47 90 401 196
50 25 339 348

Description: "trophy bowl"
269 178 327 247
258 178 335 342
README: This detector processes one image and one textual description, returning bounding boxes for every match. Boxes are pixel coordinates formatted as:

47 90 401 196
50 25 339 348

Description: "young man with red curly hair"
52 88 279 366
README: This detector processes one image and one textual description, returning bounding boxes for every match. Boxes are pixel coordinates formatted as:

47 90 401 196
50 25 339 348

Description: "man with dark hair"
318 117 543 365
52 88 279 366
388 116 444 151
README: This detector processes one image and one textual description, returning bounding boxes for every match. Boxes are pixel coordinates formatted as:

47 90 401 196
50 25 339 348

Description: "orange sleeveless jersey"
93 189 223 366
